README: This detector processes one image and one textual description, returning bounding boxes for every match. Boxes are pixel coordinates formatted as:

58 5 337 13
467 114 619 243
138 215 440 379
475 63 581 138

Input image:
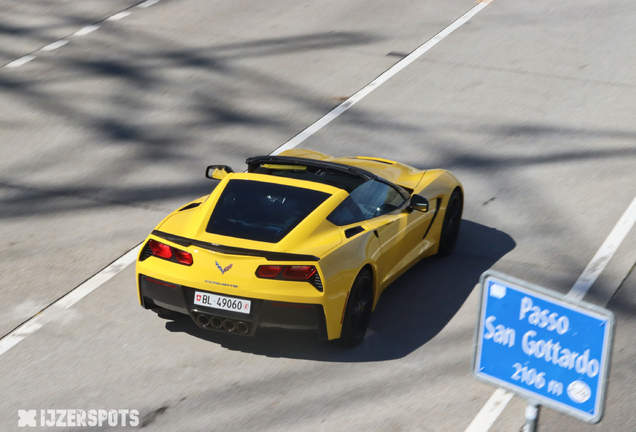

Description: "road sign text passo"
473 271 614 423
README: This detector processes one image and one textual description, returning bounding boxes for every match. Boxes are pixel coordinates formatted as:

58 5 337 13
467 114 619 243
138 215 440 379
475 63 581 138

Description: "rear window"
206 180 330 243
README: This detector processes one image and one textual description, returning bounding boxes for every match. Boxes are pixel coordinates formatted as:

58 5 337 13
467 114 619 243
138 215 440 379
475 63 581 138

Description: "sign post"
524 401 539 432
473 270 614 426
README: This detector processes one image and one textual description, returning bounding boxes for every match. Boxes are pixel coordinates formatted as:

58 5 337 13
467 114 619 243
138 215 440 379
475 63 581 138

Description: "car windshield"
328 179 407 225
206 180 330 243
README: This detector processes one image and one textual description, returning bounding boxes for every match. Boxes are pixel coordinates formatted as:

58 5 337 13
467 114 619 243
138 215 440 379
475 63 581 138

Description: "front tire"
437 188 463 256
339 269 373 347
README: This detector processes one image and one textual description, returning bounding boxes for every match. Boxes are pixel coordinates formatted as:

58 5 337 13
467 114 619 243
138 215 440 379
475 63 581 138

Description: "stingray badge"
215 261 233 275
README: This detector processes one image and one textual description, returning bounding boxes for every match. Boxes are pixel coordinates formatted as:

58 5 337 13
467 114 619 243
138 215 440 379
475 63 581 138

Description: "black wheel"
339 269 373 347
437 188 463 256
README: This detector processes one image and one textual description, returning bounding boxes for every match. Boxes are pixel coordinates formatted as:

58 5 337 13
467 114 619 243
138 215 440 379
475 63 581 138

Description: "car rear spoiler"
151 230 320 262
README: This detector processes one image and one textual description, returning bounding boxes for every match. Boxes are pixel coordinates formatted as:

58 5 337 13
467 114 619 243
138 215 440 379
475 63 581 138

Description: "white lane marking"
73 25 100 36
108 11 132 21
0 0 488 353
137 0 159 8
0 0 488 350
270 1 491 156
466 196 636 431
6 56 36 68
465 389 514 432
568 195 636 301
41 40 69 52
0 245 141 357
4 0 157 69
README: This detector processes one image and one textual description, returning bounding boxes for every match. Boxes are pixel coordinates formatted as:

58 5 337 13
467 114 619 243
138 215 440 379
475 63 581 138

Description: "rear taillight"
258 265 317 280
256 265 322 291
283 265 316 280
257 265 284 278
174 249 194 266
147 239 193 266
149 239 172 259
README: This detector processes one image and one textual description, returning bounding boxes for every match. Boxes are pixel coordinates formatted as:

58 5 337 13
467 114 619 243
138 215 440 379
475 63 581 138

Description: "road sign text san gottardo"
473 271 614 424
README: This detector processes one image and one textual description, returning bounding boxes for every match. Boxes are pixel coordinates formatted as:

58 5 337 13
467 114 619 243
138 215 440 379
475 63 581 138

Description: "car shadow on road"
164 219 515 362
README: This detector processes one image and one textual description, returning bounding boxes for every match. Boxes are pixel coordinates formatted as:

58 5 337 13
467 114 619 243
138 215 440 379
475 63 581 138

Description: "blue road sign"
473 271 614 423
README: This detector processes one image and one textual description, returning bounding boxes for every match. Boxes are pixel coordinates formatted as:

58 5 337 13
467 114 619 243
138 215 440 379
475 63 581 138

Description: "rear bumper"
139 274 328 339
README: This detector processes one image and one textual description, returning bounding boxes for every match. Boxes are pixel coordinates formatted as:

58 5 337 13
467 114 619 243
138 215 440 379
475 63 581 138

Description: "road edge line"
0 0 493 358
269 0 491 156
0 244 141 357
466 195 636 431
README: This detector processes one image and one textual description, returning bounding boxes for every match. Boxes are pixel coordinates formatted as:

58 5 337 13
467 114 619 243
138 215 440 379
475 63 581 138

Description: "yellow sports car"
136 149 463 346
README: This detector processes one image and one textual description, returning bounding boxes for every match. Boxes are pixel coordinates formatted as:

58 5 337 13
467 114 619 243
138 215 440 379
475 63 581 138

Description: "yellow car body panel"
136 150 462 341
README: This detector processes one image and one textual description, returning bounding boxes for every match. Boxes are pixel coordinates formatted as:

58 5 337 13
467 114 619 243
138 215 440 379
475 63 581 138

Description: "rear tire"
339 269 373 347
437 188 463 256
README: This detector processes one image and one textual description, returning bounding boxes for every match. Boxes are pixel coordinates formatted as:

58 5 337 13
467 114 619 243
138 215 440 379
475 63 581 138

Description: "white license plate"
193 291 251 314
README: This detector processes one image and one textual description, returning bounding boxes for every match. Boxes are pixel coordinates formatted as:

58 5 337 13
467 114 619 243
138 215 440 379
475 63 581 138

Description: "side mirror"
409 194 429 212
206 165 234 180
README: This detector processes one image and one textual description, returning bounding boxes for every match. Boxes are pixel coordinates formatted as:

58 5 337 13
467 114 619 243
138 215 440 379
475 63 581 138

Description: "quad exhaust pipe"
196 314 209 326
193 312 251 335
223 319 235 332
210 316 223 329
236 322 249 334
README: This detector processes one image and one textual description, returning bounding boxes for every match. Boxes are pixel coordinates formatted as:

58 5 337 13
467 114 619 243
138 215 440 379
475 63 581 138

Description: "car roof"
331 156 424 192
246 155 410 198
222 171 343 195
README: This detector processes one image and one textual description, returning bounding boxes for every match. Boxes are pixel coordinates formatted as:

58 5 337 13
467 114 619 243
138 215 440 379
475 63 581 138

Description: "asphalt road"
1 0 635 431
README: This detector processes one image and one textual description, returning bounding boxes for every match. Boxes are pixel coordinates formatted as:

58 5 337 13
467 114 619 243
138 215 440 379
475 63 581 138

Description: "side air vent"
139 242 153 261
313 273 324 292
345 226 365 238
179 202 201 211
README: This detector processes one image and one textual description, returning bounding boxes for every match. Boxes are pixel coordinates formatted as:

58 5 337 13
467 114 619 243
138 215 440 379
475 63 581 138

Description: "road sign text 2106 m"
473 271 614 423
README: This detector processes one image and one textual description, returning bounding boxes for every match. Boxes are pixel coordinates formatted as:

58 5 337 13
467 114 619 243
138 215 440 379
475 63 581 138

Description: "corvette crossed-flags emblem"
215 261 233 275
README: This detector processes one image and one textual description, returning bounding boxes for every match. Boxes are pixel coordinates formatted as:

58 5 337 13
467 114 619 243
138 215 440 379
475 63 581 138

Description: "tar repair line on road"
0 0 492 357
465 194 636 432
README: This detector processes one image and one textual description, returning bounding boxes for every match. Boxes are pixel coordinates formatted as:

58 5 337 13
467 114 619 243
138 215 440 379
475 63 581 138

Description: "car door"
327 179 436 291
343 179 415 287
365 212 407 286
367 208 436 287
